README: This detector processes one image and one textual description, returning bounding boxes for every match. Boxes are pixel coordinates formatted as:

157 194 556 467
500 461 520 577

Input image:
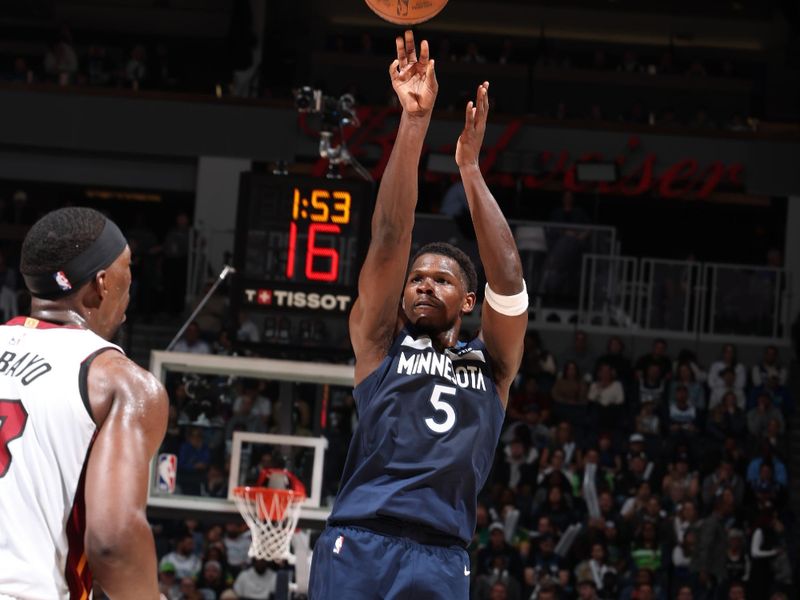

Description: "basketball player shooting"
0 207 168 599
309 31 528 599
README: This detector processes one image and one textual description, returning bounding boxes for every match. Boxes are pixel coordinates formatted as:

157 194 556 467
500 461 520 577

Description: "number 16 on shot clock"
286 187 352 283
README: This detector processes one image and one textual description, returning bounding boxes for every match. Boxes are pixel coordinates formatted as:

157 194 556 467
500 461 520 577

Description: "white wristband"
484 280 529 316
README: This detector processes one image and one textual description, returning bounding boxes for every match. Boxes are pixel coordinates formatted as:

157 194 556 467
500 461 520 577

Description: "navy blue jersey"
329 326 505 544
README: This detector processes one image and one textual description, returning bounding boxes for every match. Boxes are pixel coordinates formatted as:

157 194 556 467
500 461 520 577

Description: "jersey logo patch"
400 335 433 350
333 535 344 554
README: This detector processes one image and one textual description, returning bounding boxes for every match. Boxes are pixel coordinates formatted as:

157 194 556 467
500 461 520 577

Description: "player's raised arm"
349 30 438 384
84 352 168 599
456 82 528 405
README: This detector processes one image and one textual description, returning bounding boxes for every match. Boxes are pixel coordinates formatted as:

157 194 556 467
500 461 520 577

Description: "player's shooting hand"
389 30 438 118
456 82 489 168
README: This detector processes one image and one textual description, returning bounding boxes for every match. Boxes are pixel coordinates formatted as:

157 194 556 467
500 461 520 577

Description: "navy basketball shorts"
309 525 471 600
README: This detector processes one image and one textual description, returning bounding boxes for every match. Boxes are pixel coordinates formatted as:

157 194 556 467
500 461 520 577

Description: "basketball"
364 0 449 25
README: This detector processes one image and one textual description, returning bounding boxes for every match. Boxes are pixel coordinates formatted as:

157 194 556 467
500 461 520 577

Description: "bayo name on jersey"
396 346 488 392
0 350 53 385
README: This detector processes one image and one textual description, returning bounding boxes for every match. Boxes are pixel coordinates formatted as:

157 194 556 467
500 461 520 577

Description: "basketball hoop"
232 468 307 562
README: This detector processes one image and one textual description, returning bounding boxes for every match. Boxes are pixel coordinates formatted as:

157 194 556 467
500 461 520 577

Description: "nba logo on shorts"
157 453 177 494
333 535 344 554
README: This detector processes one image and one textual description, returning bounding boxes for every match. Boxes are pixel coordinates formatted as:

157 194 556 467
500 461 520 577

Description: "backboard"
147 350 355 527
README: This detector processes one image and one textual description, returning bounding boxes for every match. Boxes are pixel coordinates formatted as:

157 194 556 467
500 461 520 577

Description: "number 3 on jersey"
0 399 29 478
425 384 456 434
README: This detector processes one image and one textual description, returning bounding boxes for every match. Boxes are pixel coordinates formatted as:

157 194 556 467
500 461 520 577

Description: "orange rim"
233 486 305 521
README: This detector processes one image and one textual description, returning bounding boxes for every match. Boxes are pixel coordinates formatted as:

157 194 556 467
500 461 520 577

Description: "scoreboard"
233 174 374 352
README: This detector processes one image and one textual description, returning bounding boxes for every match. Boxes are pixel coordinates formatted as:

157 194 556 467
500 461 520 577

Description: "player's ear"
83 271 105 309
461 291 476 315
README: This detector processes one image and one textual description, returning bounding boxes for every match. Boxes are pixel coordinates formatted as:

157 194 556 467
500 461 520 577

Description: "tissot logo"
243 289 352 312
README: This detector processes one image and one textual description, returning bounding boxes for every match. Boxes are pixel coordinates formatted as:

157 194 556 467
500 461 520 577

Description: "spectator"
596 433 622 480
618 50 642 74
536 446 573 491
519 331 558 390
667 386 699 438
461 41 487 64
620 480 652 521
574 543 615 593
506 376 550 441
745 462 787 513
540 421 580 469
746 393 785 440
751 345 788 387
595 336 633 384
559 331 595 382
173 322 212 355
690 498 728 597
125 44 148 89
639 363 667 407
588 364 625 430
575 578 600 600
745 447 788 487
525 534 562 591
661 454 699 509
43 26 78 85
707 392 747 442
475 564 521 600
177 577 203 600
708 344 746 394
668 362 706 411
497 39 519 65
635 401 660 437
236 311 260 343
551 361 589 431
478 523 524 579
749 511 792 596
199 462 227 498
232 379 272 421
721 529 750 590
223 523 253 575
748 374 794 416
177 427 211 494
498 437 538 492
160 534 202 579
634 339 672 381
708 368 746 411
158 561 181 599
197 559 228 599
163 212 192 315
533 486 574 535
671 500 699 545
232 558 276 599
671 529 696 593
701 459 744 509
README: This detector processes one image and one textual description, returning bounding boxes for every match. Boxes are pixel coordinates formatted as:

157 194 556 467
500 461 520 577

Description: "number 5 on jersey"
425 384 456 434
0 399 29 478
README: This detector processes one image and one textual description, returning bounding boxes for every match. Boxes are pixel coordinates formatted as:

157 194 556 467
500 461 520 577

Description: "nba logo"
333 535 344 554
157 453 177 494
53 271 72 291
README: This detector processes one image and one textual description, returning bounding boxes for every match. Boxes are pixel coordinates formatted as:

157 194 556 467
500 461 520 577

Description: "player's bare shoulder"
86 350 168 428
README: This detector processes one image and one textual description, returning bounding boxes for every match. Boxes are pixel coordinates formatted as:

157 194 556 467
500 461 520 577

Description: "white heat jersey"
0 317 122 600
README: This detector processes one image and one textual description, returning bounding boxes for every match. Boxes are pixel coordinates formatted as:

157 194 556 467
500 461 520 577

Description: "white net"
233 488 305 561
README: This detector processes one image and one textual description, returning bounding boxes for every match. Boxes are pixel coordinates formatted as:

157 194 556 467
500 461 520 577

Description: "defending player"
0 207 168 599
309 32 527 599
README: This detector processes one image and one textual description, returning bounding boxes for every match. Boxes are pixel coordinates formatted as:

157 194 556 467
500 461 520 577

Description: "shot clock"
233 173 374 352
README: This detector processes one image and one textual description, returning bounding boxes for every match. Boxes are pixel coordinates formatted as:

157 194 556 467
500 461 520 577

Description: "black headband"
23 219 127 299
